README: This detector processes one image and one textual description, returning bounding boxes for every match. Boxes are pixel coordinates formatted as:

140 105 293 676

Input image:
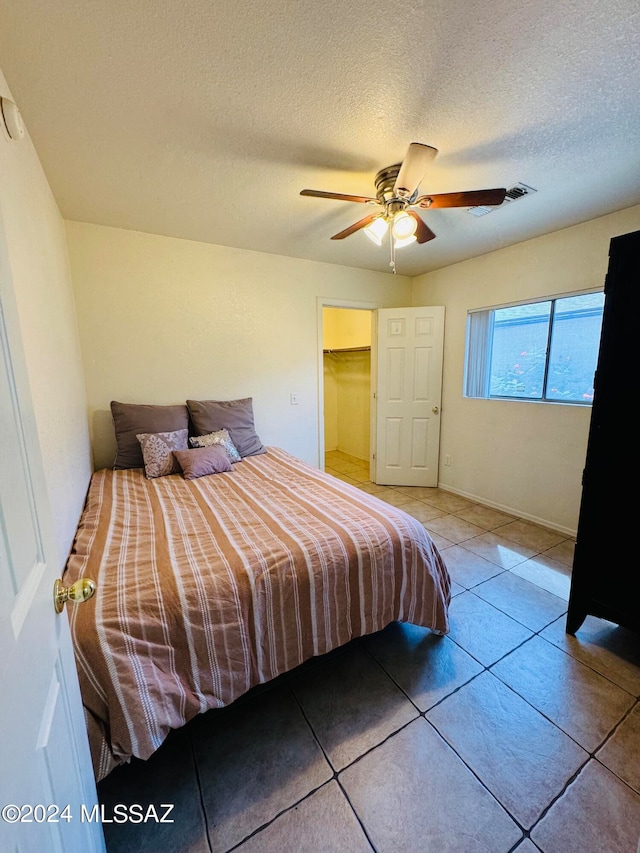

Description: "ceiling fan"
300 143 506 269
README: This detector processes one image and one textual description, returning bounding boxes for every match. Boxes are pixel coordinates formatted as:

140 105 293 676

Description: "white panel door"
0 223 105 852
374 306 445 486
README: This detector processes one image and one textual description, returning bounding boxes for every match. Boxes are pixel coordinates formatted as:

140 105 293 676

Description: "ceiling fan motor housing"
375 164 417 217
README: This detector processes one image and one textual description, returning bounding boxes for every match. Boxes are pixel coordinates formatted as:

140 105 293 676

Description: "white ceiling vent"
468 182 537 216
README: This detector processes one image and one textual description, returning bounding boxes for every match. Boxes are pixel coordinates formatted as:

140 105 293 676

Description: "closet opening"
321 305 374 483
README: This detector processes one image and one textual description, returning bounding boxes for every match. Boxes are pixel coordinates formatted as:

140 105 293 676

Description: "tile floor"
97 451 640 853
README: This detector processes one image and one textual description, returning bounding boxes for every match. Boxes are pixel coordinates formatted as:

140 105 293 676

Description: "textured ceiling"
1 0 639 276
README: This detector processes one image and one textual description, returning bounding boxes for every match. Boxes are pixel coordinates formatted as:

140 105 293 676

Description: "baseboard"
436 483 577 539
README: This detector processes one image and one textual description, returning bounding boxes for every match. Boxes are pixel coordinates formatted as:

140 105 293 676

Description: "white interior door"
0 230 105 852
374 306 445 486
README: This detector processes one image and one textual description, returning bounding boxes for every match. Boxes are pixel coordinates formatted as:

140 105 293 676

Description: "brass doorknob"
432 406 439 414
53 577 96 614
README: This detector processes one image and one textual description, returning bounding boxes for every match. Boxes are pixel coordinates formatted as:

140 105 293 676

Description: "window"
465 291 605 404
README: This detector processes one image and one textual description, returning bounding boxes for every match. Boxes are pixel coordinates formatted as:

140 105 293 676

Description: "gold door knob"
53 577 96 614
432 406 439 414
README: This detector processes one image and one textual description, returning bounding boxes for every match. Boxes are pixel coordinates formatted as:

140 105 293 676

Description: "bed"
64 444 450 782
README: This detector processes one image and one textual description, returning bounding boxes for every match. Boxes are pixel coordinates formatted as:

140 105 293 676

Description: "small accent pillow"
173 446 232 480
136 429 189 479
186 398 265 458
189 428 242 463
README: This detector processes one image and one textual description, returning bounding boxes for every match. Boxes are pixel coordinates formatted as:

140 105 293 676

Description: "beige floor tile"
474 571 567 632
449 579 466 597
421 490 477 513
394 485 440 500
377 489 415 507
235 781 373 852
340 718 523 853
348 469 372 483
348 456 368 468
541 537 576 567
192 686 332 852
492 636 635 752
454 504 517 530
495 519 566 552
510 553 572 600
462 530 536 568
363 623 483 711
356 482 388 494
425 514 485 544
290 644 418 771
531 760 640 853
330 460 365 475
597 704 640 794
329 471 359 485
97 725 209 853
325 450 363 462
439 543 505 589
447 591 533 666
427 672 587 829
513 841 542 852
424 528 455 551
541 616 640 697
396 499 445 522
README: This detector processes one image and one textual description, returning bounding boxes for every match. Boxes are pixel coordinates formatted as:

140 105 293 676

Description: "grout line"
223 780 335 853
418 716 529 837
335 776 378 852
188 725 214 853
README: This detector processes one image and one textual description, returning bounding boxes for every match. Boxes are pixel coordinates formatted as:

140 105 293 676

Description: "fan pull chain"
389 234 396 274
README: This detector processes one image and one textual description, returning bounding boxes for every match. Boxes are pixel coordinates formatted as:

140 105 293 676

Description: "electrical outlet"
444 455 451 466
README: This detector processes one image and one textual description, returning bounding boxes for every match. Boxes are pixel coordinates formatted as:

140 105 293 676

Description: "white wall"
412 204 640 534
65 221 412 470
0 69 92 567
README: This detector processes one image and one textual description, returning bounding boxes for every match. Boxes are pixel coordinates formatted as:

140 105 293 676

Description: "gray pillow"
174 446 232 480
111 401 189 469
186 398 265 458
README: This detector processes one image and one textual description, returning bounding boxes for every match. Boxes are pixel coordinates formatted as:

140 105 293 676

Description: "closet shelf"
323 345 371 353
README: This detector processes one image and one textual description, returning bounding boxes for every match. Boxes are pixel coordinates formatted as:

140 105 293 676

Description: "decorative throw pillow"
186 398 265 458
173 446 232 480
111 401 189 469
189 428 242 463
136 429 189 479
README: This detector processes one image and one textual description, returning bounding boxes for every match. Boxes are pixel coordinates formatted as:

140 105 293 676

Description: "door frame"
316 297 380 471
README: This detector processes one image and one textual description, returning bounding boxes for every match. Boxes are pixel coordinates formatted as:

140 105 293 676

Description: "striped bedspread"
64 447 450 781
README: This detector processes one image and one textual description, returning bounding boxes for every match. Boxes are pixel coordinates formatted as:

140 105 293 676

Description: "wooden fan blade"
407 211 436 244
331 213 382 240
393 143 438 199
300 189 378 204
416 188 507 209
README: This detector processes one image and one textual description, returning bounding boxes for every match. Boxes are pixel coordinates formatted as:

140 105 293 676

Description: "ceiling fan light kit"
300 142 507 272
391 210 418 240
393 233 417 249
364 217 388 246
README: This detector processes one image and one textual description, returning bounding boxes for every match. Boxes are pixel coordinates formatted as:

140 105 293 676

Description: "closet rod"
323 345 371 353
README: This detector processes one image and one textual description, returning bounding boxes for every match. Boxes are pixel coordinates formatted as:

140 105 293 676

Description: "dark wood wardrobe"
566 228 640 635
